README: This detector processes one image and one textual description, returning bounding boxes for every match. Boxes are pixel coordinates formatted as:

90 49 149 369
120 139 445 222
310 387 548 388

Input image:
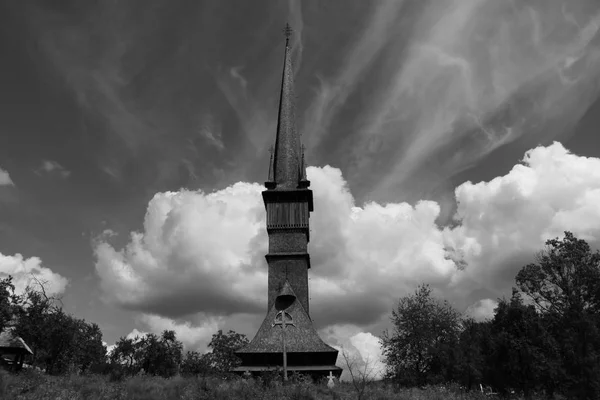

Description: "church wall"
267 259 309 314
268 230 308 253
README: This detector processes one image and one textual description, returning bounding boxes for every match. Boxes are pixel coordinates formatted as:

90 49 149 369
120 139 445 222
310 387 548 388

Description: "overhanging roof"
0 329 33 355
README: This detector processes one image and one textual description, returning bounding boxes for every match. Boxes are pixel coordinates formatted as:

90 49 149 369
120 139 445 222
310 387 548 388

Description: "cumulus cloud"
465 299 498 322
102 341 115 356
0 252 68 296
125 328 148 341
94 142 600 365
138 313 222 351
321 325 385 381
105 317 222 355
443 141 600 301
105 328 147 358
93 182 268 317
0 167 13 186
35 160 71 178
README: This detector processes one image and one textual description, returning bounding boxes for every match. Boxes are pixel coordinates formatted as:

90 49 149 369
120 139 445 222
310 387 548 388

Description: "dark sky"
1 0 600 363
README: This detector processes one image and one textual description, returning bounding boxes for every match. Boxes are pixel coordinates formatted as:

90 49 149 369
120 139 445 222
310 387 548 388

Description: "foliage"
483 291 550 398
516 231 600 399
378 231 600 399
381 284 462 386
0 276 18 333
516 231 600 316
203 329 249 373
108 330 183 379
453 318 487 391
180 350 210 376
10 284 106 375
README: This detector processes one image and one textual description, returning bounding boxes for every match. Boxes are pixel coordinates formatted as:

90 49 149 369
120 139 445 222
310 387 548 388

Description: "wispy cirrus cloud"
301 1 405 153
18 1 226 187
300 0 600 200
366 0 600 198
35 160 71 178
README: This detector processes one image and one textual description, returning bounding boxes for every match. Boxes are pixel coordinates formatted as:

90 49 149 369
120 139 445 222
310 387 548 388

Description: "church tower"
234 25 342 379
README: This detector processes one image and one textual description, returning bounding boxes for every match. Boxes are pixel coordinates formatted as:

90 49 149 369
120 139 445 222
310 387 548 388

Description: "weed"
0 371 550 400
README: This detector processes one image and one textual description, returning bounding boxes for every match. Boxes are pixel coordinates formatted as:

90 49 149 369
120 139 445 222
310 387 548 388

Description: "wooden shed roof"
0 328 33 355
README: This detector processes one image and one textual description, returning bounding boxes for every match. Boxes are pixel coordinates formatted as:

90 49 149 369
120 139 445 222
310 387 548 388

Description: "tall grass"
0 370 547 400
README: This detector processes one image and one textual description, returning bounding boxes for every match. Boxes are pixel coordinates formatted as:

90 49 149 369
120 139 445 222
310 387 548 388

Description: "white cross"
327 371 335 388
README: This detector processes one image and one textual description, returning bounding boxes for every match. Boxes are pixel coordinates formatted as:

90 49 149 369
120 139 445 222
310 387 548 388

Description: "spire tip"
283 23 293 45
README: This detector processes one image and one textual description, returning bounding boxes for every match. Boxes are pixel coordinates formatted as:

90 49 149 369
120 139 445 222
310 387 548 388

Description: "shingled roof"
265 24 307 191
0 328 33 355
237 282 337 355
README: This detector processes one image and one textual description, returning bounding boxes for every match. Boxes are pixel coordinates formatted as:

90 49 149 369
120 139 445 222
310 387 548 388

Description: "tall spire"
266 23 308 190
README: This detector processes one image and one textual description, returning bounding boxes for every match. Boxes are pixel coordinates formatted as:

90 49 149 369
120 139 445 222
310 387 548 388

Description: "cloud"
302 1 404 152
138 313 222 351
125 328 148 341
94 142 600 367
347 332 385 380
93 182 268 317
465 299 498 321
102 341 115 357
443 141 600 301
196 112 225 151
105 317 221 355
229 67 247 91
0 167 13 186
0 252 68 296
23 1 150 153
302 0 600 199
104 328 148 358
35 160 71 178
321 325 385 381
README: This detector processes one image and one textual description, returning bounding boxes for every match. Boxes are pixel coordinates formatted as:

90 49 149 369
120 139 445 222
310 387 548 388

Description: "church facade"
233 28 342 379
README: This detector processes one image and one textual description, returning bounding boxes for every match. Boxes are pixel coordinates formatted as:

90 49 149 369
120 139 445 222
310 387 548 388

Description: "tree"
108 330 183 378
108 336 139 378
516 231 600 316
180 350 211 376
0 276 17 333
381 284 462 386
454 318 488 391
484 291 551 399
12 285 62 371
204 330 249 373
515 232 600 399
11 284 106 375
72 321 107 374
138 330 183 377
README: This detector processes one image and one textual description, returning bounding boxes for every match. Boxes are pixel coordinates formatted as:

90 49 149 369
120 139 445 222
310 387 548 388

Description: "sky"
1 0 600 377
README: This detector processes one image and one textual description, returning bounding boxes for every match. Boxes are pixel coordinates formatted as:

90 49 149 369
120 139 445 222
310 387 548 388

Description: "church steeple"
266 23 309 190
234 24 341 380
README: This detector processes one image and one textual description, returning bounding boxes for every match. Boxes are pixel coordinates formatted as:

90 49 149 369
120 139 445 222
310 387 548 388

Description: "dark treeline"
0 275 248 380
381 231 600 400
